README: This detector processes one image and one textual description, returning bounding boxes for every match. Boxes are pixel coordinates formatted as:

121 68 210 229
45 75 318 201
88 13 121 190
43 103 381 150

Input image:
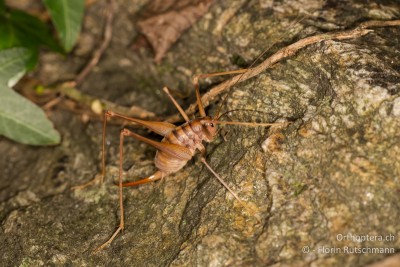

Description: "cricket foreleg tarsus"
200 157 259 217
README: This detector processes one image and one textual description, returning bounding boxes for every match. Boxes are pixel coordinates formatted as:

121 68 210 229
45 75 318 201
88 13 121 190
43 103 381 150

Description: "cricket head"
200 116 218 142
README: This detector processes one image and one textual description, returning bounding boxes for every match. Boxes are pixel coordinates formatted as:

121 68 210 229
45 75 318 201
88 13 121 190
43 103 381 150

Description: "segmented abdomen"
154 119 207 174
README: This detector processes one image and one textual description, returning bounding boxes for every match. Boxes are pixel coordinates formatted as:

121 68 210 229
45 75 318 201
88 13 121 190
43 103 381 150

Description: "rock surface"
1 0 399 266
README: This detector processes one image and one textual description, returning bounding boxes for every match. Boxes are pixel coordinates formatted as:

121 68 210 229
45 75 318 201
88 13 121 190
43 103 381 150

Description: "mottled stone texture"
1 0 399 266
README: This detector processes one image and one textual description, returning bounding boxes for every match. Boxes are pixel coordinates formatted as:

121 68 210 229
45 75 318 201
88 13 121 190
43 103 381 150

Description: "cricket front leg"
192 69 249 117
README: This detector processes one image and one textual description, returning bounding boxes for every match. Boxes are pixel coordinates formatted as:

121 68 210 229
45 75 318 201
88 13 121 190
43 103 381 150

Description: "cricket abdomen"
154 118 215 174
154 150 189 174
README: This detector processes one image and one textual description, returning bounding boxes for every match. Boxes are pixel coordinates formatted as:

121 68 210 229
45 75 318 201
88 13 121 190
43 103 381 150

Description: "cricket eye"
210 123 214 127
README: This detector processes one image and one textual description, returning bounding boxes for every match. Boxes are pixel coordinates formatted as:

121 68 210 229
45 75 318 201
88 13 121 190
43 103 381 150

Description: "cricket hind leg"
94 171 164 252
72 110 175 190
93 127 129 253
95 126 189 253
93 170 163 253
121 171 163 187
93 128 164 253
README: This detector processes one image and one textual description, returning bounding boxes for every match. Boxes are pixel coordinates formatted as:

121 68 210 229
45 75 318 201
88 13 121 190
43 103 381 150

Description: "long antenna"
212 120 289 127
217 108 272 120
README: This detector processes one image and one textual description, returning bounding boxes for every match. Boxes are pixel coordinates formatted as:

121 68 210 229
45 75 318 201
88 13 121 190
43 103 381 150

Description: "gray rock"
1 0 399 266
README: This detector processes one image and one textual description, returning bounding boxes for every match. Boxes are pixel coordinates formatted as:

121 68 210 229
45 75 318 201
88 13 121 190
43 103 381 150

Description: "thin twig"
359 20 400 28
75 0 115 86
42 96 63 110
23 78 157 121
59 84 156 119
165 19 400 123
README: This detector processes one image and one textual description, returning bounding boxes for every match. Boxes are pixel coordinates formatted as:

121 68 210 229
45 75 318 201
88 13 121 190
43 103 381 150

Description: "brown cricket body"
78 69 285 253
156 117 217 174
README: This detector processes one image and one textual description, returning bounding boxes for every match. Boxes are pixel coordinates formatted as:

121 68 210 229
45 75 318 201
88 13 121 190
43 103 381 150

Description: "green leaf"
0 47 60 145
43 0 84 52
0 83 61 145
0 47 31 87
8 10 63 53
0 0 5 14
0 15 20 49
0 8 63 68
